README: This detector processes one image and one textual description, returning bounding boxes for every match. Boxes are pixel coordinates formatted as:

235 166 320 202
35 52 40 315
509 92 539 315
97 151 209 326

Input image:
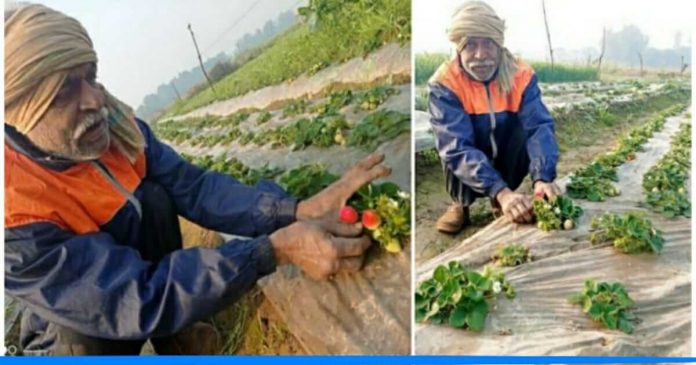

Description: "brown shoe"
152 322 222 355
436 203 470 233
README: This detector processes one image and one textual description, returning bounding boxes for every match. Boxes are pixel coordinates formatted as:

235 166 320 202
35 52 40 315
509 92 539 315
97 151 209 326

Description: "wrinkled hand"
496 188 534 223
270 220 372 280
296 153 391 221
533 181 562 201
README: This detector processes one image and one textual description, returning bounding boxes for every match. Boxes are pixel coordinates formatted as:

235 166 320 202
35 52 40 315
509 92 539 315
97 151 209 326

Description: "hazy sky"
414 0 693 59
6 1 692 107
6 0 305 107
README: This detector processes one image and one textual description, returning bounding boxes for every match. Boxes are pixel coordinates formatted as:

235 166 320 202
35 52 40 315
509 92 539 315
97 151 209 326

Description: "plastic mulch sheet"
167 64 413 352
415 110 692 356
162 43 410 122
172 84 411 190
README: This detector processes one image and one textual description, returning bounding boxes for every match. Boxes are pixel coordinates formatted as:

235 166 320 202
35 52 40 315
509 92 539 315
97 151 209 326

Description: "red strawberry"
339 206 359 224
626 153 635 161
361 209 381 230
534 191 544 200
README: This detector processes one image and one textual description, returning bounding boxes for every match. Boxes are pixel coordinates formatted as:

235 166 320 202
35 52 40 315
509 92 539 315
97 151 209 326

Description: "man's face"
460 37 499 81
26 63 110 161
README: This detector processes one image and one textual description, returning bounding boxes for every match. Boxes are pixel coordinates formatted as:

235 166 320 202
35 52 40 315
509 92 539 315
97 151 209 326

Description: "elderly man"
429 1 561 233
5 4 388 355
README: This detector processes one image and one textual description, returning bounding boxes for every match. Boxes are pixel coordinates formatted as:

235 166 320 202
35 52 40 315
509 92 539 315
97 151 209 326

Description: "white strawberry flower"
492 281 502 294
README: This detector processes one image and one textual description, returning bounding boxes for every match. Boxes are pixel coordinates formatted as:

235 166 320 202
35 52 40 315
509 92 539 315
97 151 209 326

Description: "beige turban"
448 1 518 95
5 4 144 162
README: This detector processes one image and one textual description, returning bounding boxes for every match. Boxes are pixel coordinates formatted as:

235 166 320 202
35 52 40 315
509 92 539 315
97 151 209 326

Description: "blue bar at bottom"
0 356 695 364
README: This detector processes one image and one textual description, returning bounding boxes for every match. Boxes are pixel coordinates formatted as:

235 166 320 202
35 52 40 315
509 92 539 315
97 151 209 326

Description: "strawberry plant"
252 128 275 146
569 280 637 334
256 111 273 125
184 154 284 186
292 115 351 150
348 182 410 253
567 112 673 202
279 164 410 252
347 110 410 150
574 161 618 181
584 106 617 127
492 244 531 267
593 153 625 169
644 189 690 218
355 86 397 111
533 195 584 232
589 212 664 254
243 163 284 186
415 262 515 331
566 176 620 202
237 130 255 146
309 90 353 117
282 98 308 118
219 112 250 127
279 164 340 199
642 122 691 218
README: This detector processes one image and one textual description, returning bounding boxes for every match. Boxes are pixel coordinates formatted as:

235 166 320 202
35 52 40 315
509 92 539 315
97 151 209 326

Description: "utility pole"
637 52 644 77
541 0 554 71
187 23 217 96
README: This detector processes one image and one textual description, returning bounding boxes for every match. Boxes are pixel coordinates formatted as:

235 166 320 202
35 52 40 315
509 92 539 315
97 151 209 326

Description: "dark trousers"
50 181 184 355
444 123 530 207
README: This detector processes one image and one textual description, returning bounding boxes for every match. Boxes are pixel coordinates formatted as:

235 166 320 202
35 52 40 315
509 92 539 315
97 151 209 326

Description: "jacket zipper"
484 83 499 160
91 161 143 220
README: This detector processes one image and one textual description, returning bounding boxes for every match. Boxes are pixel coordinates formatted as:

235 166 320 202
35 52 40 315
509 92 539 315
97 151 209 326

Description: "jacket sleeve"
518 74 559 183
138 119 297 237
428 82 508 198
5 221 276 340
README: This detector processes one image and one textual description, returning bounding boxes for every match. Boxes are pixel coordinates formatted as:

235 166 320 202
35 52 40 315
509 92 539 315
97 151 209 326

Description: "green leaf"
466 302 488 332
449 305 468 328
423 302 440 321
433 266 448 284
415 293 429 310
415 308 426 323
618 318 634 334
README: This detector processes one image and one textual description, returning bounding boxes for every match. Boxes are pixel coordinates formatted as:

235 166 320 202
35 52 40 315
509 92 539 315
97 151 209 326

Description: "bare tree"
597 27 606 76
541 0 554 70
187 23 217 96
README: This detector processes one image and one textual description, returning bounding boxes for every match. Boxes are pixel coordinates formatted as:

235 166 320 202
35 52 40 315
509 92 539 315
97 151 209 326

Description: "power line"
202 0 263 55
201 0 306 56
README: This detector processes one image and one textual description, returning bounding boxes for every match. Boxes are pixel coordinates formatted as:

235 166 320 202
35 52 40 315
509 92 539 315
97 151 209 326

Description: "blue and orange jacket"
428 56 559 198
5 119 297 353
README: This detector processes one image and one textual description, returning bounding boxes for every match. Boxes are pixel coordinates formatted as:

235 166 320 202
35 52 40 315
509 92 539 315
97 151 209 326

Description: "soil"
414 101 688 265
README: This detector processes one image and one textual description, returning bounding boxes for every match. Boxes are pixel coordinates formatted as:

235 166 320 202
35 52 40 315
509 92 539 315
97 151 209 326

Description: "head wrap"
448 1 518 94
5 4 144 162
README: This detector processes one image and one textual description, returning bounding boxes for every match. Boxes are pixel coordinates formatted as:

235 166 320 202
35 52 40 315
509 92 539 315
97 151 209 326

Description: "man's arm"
428 82 508 198
517 74 559 185
5 221 276 340
139 119 296 237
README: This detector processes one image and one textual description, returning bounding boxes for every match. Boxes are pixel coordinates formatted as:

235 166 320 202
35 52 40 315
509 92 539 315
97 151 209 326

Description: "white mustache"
74 107 109 138
469 60 496 68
